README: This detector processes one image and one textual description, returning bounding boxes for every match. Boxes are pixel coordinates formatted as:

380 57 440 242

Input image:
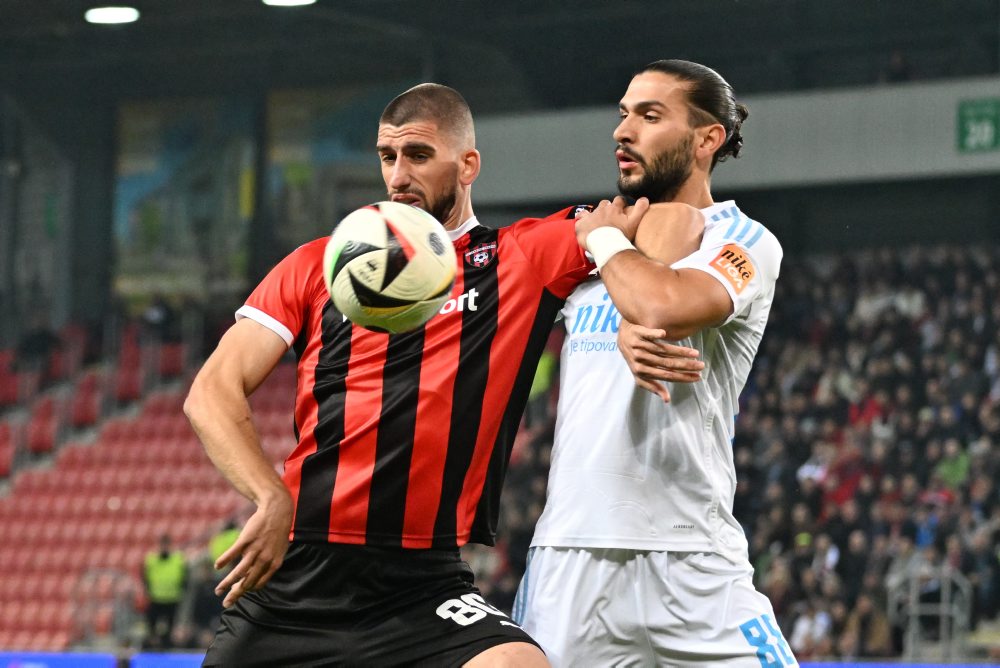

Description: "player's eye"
644 114 660 122
379 154 395 164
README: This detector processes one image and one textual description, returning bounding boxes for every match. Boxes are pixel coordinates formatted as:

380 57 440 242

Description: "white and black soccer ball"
323 201 456 334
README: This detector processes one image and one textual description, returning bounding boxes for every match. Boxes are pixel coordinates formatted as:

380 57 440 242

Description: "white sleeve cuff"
235 305 294 347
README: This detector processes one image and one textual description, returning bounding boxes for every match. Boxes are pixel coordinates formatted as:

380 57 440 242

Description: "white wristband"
585 226 636 271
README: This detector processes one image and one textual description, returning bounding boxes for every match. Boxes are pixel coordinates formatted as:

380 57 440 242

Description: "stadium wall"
474 76 1000 203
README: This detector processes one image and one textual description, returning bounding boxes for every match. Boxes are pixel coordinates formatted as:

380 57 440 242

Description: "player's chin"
617 173 642 190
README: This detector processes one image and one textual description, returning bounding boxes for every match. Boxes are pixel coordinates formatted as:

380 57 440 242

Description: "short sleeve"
235 238 329 347
506 206 595 299
671 227 782 325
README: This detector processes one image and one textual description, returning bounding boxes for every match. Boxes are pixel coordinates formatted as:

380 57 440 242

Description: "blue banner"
0 653 117 668
129 654 205 668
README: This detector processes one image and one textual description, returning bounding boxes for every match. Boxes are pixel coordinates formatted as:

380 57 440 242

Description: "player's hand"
575 196 649 248
214 493 293 608
617 320 704 403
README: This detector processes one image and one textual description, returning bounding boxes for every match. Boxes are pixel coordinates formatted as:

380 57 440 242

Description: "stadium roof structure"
1 0 997 112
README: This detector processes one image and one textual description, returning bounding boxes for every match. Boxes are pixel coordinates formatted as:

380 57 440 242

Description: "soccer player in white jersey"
513 60 797 667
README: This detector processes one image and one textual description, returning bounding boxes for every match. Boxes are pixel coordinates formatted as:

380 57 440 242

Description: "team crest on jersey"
464 242 497 268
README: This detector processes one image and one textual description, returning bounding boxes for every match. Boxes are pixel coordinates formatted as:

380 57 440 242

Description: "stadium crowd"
465 243 1000 661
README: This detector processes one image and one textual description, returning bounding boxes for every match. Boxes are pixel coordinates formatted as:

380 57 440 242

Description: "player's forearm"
184 373 290 510
599 253 693 337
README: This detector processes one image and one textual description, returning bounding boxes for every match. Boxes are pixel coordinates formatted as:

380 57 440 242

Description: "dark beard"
385 187 458 227
427 188 457 227
617 133 694 203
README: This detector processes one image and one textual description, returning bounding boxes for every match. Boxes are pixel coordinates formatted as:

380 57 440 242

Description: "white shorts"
513 547 797 668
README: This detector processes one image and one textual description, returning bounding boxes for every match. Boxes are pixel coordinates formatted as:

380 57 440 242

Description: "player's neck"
443 196 475 230
661 177 713 210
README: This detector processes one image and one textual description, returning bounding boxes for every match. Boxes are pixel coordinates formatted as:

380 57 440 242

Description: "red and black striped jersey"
236 208 593 549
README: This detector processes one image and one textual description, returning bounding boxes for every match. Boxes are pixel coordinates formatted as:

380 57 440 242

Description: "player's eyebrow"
376 141 437 154
620 100 667 113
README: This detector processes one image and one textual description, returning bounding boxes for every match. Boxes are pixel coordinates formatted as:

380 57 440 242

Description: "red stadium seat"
0 369 20 407
0 440 13 478
10 629 35 651
57 445 88 469
38 519 62 546
114 365 143 404
26 397 58 454
0 601 24 631
45 347 69 384
47 630 72 651
31 628 72 651
159 342 186 378
70 371 103 428
55 574 78 600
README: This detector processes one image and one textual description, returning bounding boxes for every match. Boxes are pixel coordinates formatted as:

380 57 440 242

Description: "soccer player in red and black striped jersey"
185 83 594 667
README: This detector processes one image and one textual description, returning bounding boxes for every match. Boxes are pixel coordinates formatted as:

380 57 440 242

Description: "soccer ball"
323 201 456 334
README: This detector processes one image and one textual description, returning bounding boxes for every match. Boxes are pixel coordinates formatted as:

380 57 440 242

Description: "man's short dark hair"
380 83 475 148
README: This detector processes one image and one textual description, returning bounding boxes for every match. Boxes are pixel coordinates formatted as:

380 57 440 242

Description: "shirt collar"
447 216 480 240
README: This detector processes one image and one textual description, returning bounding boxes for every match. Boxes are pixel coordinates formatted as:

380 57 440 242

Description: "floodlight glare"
85 6 140 24
262 0 317 6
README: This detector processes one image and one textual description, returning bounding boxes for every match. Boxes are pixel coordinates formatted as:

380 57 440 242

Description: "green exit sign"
957 98 1000 153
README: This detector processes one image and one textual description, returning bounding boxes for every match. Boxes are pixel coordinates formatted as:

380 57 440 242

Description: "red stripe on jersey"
454 234 540 540
400 266 466 548
326 328 388 542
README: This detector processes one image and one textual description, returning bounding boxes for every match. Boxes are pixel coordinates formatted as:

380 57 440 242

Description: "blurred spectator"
836 530 869 606
143 534 188 649
935 438 970 491
839 592 893 658
142 292 180 343
15 311 60 374
524 347 556 428
811 533 840 579
178 557 223 650
965 528 1000 628
208 518 241 567
789 598 832 659
790 531 815 582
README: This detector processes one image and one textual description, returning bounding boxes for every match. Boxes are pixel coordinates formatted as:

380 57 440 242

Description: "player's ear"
459 149 480 186
695 123 726 163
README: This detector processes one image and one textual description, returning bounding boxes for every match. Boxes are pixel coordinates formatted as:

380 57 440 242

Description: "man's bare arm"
184 317 292 607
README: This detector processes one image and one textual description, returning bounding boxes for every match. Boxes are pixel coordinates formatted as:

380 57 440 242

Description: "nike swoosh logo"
500 621 521 628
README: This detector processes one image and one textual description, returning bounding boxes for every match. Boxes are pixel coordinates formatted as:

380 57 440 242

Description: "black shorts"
202 542 538 667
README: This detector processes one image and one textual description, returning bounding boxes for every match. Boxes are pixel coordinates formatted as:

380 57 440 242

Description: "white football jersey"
530 201 782 563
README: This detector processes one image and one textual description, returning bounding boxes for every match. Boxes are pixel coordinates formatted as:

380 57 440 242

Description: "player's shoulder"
509 205 587 228
276 237 329 266
702 202 781 259
501 205 582 245
297 237 330 255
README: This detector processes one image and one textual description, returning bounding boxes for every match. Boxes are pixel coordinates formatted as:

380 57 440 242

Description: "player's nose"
613 117 635 144
388 162 411 189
